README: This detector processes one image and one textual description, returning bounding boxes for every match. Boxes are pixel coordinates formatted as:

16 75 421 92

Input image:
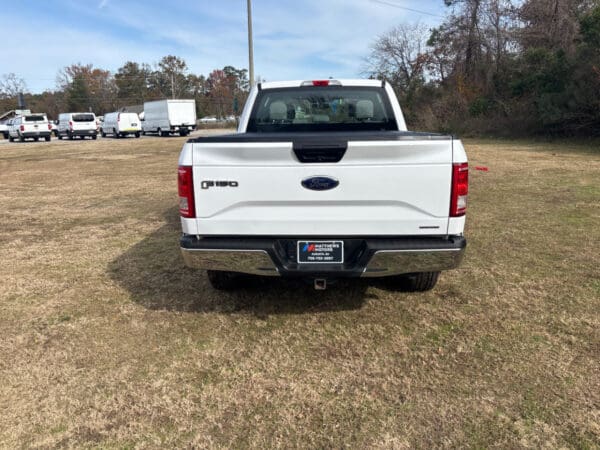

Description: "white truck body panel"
142 99 196 134
186 139 454 236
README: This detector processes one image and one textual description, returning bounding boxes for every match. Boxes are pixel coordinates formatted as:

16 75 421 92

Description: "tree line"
2 1 598 136
365 0 600 136
0 56 249 120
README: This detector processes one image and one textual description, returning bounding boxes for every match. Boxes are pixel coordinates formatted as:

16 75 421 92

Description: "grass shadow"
108 207 369 316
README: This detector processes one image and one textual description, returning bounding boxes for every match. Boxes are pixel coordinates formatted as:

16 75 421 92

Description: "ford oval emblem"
301 176 339 191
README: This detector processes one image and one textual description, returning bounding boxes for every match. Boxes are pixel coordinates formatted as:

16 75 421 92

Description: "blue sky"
1 0 445 93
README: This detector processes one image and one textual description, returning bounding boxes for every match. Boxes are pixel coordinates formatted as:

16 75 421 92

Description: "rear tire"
390 271 440 292
101 129 106 138
34 137 39 142
114 129 120 138
19 134 25 142
68 132 74 140
134 132 140 138
207 270 242 290
92 134 97 140
44 135 50 142
9 135 14 142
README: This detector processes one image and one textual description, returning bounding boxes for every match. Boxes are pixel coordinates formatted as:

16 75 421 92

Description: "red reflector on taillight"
312 80 330 86
48 123 52 130
20 125 24 131
450 162 468 217
178 166 195 218
69 121 73 129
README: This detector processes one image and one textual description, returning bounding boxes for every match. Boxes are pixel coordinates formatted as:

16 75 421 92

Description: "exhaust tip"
314 278 327 290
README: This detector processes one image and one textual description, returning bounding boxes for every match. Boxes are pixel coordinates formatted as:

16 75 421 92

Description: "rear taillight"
450 162 468 217
69 121 73 129
178 166 195 218
47 123 52 131
20 125 24 131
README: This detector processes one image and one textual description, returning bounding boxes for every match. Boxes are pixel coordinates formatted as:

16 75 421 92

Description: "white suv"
8 114 52 142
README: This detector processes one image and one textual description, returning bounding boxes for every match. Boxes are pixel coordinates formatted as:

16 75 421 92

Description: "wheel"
386 272 440 292
2 132 7 139
207 270 242 290
101 129 106 137
114 129 120 138
142 130 146 136
92 134 97 140
179 129 188 137
156 128 162 136
134 132 140 138
9 135 14 142
68 131 74 140
45 135 51 141
34 137 39 142
58 132 63 140
19 133 25 142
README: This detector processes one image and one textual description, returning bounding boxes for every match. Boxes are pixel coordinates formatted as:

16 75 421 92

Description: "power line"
369 0 445 18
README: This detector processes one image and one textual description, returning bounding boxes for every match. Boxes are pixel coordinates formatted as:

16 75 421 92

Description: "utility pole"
247 0 255 87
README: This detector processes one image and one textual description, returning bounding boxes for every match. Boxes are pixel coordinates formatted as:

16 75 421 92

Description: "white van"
142 99 196 136
101 112 141 138
57 112 98 140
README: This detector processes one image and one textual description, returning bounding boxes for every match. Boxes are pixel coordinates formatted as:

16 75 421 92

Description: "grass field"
0 135 598 448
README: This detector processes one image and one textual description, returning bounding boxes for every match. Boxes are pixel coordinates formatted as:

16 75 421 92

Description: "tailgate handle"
293 141 348 163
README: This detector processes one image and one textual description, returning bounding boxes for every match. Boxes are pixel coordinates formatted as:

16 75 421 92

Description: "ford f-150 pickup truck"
178 79 468 291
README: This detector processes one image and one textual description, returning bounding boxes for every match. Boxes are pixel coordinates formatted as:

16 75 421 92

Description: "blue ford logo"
301 176 339 191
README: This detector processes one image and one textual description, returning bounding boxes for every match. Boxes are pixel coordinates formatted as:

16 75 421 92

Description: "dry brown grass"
0 135 599 448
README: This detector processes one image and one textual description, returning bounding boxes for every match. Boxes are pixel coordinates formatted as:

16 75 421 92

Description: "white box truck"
142 99 196 137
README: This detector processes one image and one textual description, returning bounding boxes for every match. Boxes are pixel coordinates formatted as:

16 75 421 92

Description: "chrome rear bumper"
180 235 466 278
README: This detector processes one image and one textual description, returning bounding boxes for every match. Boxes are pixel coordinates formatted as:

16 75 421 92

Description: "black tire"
58 132 63 140
34 137 39 142
157 128 162 136
9 135 14 142
2 132 7 139
389 272 440 292
92 134 97 140
114 129 120 138
44 135 50 142
207 270 242 290
179 129 187 137
101 129 106 138
68 131 74 140
134 132 140 138
19 133 25 142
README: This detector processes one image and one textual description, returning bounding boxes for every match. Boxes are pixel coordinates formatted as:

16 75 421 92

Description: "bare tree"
0 73 27 98
363 23 430 92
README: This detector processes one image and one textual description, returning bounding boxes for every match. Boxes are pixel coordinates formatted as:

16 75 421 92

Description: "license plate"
297 241 343 264
131 123 137 126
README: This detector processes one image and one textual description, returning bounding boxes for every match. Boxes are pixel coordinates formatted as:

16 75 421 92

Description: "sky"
1 0 445 94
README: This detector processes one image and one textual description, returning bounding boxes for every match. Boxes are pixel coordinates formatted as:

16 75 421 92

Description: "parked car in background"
7 114 52 142
198 116 218 124
0 121 8 139
101 112 141 138
57 112 98 140
142 99 196 137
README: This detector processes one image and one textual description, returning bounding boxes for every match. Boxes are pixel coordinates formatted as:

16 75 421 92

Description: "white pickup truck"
177 79 468 291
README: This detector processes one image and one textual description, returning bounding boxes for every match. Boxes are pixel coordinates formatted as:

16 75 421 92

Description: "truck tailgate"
187 135 454 236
